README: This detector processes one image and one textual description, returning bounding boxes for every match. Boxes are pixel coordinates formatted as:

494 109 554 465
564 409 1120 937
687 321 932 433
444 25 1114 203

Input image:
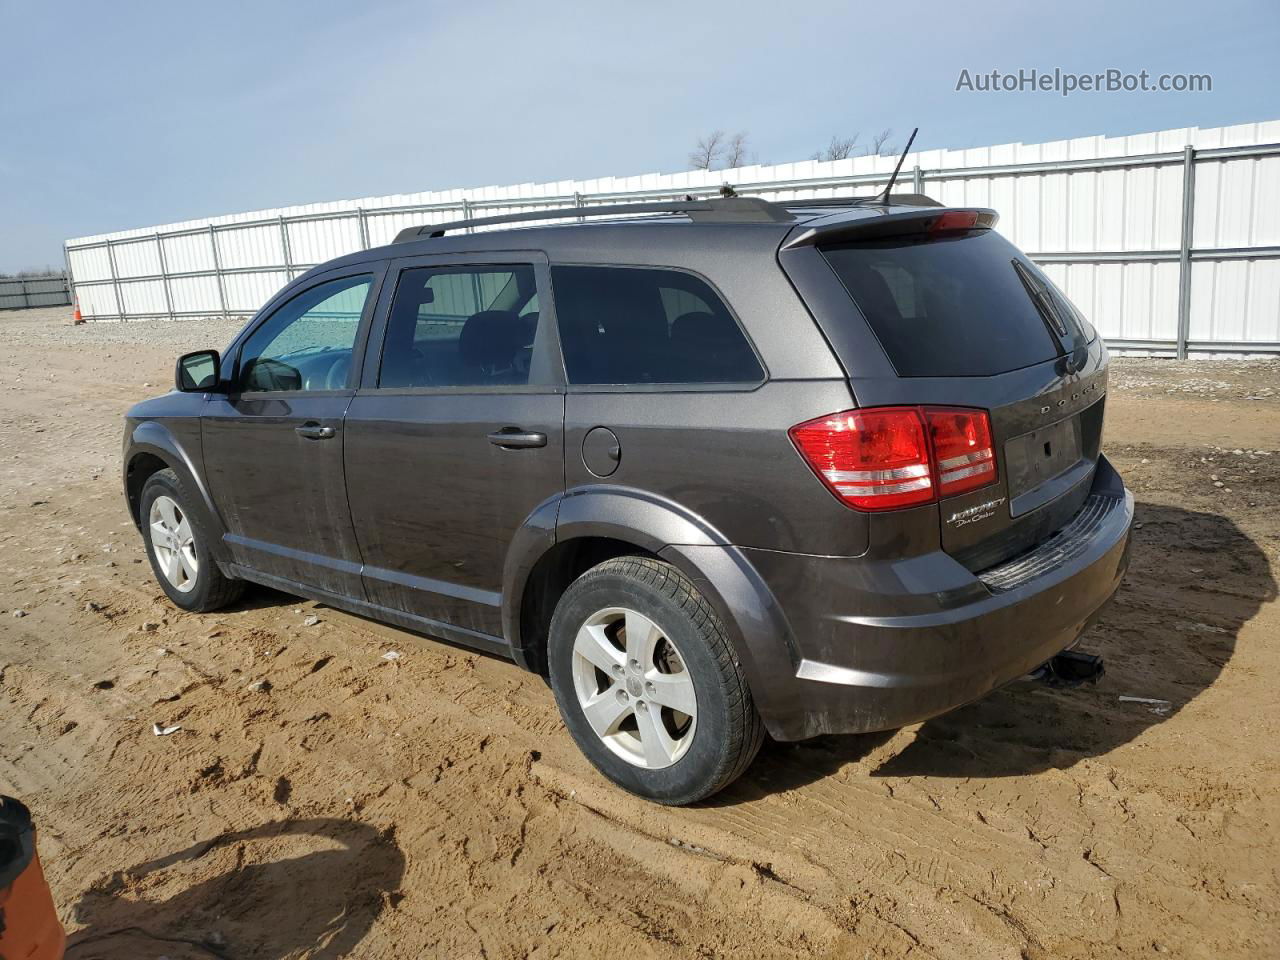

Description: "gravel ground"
2 305 1278 959
1 306 246 349
1109 356 1280 402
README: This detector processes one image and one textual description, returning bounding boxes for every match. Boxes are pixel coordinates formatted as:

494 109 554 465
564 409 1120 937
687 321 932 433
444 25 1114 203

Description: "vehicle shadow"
64 818 403 960
226 585 522 665
716 502 1274 798
218 583 309 614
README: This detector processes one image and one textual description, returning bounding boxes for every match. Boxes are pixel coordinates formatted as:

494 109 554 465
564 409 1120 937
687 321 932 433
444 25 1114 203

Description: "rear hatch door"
785 210 1106 570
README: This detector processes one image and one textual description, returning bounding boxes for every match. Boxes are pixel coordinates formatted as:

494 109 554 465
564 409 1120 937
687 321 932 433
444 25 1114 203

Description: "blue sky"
1 0 1277 271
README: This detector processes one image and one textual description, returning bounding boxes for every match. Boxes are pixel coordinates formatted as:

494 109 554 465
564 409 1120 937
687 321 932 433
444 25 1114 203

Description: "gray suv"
123 196 1132 804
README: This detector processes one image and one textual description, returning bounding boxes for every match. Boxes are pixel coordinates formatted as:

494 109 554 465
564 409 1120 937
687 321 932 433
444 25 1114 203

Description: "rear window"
551 265 763 386
820 231 1069 377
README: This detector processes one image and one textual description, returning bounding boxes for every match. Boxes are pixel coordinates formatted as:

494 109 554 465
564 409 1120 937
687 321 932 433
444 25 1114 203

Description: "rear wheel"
140 469 244 612
548 556 763 804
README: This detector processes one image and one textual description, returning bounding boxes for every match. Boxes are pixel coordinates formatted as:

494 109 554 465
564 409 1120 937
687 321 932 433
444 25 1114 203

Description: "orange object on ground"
0 796 65 960
71 298 83 325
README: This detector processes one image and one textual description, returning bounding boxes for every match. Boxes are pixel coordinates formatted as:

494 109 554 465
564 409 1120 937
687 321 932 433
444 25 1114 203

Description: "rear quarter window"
551 265 764 386
820 230 1069 377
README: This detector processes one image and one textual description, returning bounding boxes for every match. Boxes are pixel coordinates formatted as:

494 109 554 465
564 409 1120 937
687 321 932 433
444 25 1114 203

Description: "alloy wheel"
149 495 198 593
570 606 698 769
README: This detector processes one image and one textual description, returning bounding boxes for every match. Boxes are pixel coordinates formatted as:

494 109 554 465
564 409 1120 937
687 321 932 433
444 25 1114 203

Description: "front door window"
237 274 373 392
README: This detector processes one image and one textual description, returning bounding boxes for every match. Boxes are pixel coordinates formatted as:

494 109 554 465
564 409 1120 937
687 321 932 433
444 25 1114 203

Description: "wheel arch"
124 422 231 563
503 487 799 736
512 534 662 675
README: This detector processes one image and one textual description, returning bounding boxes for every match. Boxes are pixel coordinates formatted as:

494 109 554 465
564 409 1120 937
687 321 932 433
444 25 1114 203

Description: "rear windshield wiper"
1011 259 1070 351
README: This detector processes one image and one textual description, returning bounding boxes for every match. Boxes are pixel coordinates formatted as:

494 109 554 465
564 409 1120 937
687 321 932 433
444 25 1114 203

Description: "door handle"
296 423 336 440
487 429 547 449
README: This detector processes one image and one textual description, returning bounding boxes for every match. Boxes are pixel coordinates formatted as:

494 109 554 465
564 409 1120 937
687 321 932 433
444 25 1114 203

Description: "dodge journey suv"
123 195 1132 804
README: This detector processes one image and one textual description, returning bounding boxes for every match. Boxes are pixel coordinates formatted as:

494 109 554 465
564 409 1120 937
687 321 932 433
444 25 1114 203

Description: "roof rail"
392 196 794 243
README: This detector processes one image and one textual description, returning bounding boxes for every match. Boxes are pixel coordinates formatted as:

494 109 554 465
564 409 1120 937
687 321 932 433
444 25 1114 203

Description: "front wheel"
548 556 764 805
140 469 244 612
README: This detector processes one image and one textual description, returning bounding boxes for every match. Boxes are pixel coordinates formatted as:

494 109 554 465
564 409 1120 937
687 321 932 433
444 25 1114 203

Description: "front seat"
458 310 530 384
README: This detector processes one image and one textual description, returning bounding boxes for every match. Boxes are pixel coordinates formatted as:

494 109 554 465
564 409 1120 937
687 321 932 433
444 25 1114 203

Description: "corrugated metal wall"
0 276 70 310
65 120 1280 356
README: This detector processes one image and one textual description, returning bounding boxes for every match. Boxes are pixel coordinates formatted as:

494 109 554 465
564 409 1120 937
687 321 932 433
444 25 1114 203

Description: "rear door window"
820 230 1076 377
551 265 763 386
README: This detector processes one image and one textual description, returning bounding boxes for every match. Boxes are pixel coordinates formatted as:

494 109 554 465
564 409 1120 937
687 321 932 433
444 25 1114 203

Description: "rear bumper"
737 456 1133 741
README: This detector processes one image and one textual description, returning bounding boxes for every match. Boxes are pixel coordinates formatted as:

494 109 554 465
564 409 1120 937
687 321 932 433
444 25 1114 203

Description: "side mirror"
176 350 221 392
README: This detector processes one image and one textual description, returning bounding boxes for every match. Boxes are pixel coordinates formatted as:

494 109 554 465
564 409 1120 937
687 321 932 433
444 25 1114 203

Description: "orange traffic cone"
72 297 84 325
0 796 66 960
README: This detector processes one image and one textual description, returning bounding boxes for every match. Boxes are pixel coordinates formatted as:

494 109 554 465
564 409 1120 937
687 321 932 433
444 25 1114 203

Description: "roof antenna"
873 127 918 205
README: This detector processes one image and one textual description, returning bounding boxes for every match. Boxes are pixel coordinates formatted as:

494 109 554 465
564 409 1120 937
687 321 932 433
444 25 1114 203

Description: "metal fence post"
1175 145 1196 360
279 215 294 279
104 239 125 320
208 224 229 320
357 208 370 250
20 279 29 309
155 232 175 321
912 164 923 195
574 191 585 223
462 198 472 234
62 246 75 312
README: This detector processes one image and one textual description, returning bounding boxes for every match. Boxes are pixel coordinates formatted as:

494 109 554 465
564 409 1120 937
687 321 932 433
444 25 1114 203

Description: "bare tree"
689 130 726 170
723 131 751 168
812 134 860 162
868 128 894 156
1 266 62 279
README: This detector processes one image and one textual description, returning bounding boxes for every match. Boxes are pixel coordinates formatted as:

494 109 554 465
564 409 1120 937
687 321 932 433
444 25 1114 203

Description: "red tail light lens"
789 407 933 509
790 406 997 511
926 407 997 496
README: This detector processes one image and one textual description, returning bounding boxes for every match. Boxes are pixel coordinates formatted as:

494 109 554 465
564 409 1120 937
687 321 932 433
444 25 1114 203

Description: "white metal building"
65 119 1280 357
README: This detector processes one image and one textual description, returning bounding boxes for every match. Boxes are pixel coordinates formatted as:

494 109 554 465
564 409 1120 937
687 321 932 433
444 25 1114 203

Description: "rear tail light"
789 408 933 509
790 406 997 511
926 406 997 496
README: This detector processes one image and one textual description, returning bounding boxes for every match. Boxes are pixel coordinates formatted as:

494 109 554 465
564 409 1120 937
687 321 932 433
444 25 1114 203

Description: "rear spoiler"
782 207 998 249
786 192 944 210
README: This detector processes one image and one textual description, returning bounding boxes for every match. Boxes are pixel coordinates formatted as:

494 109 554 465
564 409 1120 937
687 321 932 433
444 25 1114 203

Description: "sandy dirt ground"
2 305 1277 959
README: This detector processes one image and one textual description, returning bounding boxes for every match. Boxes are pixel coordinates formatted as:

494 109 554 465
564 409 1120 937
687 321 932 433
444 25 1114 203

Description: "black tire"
548 556 764 805
139 469 244 613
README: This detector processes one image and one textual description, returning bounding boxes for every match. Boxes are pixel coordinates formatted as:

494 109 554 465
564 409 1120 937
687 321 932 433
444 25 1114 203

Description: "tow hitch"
1028 650 1105 687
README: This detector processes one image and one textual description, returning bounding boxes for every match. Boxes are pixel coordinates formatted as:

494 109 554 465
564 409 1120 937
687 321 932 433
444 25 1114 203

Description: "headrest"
459 310 528 369
671 310 734 345
390 284 436 324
